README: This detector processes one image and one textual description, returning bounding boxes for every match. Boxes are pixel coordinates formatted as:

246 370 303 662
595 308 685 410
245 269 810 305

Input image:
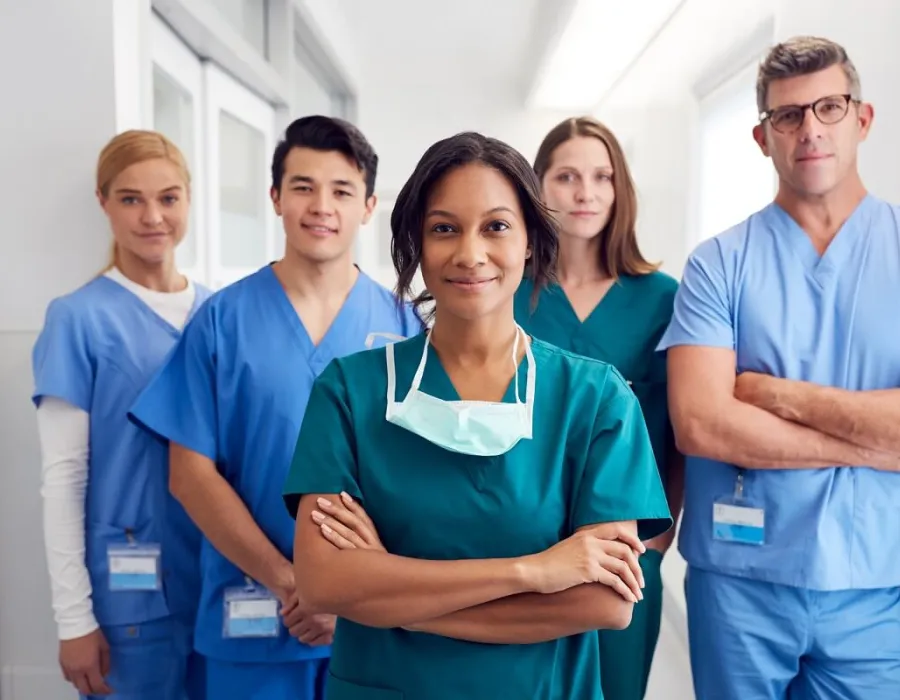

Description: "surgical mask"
384 326 535 456
365 332 407 349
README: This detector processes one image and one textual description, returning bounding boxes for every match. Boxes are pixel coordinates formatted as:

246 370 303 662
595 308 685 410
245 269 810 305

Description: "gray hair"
756 36 862 114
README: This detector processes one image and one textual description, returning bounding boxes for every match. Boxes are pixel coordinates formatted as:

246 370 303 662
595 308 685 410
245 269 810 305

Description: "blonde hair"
96 130 191 271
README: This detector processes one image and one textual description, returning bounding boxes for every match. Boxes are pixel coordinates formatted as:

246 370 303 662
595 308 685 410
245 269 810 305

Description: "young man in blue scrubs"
660 36 900 700
129 116 423 700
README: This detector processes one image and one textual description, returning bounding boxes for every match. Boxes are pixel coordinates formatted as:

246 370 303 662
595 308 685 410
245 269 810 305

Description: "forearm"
297 548 531 629
678 397 894 470
36 399 99 641
773 384 900 456
407 583 632 644
170 447 292 598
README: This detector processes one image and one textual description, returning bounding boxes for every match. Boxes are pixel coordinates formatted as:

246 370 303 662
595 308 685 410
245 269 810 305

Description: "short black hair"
391 131 558 316
271 115 378 196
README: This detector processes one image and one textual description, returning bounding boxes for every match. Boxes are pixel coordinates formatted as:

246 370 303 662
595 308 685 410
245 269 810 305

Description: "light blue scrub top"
282 335 672 700
129 265 423 664
31 276 212 628
658 194 900 590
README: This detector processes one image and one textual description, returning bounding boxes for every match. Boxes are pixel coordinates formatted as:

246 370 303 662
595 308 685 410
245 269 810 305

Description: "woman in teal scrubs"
515 116 684 700
282 132 672 700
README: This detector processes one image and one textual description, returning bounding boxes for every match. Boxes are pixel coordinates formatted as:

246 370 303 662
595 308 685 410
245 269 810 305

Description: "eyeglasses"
759 94 859 134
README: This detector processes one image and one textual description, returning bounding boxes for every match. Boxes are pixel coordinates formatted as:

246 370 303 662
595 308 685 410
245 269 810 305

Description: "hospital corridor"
2 1 900 699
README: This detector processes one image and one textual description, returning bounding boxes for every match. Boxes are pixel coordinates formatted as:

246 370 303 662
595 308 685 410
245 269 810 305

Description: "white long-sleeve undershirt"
37 269 196 640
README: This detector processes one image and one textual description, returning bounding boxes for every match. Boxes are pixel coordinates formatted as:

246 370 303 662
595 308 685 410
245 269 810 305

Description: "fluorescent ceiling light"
527 0 684 111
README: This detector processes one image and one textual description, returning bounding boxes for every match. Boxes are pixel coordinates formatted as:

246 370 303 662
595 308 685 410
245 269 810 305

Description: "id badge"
107 543 162 591
223 582 280 639
712 472 765 545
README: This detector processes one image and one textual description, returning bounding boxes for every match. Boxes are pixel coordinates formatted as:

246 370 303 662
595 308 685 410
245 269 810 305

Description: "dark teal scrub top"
283 334 672 700
515 272 678 486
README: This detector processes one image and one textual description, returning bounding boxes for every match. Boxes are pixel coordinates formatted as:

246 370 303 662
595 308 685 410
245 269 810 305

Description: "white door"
151 14 207 284
203 63 278 289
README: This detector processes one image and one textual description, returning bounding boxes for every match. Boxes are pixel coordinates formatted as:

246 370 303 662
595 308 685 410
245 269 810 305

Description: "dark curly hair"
391 131 558 317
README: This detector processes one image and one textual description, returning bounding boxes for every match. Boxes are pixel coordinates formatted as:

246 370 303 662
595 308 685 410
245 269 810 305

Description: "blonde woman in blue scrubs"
514 116 685 700
281 131 672 699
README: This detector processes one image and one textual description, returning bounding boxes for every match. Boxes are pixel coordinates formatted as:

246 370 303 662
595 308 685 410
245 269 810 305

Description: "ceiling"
339 0 563 95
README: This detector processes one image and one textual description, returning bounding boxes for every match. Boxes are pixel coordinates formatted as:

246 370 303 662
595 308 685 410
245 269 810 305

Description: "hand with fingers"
524 527 646 603
59 629 113 696
310 492 386 552
280 596 335 646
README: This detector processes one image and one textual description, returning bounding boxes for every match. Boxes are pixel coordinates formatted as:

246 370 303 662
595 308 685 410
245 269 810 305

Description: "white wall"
597 0 900 627
1 1 124 697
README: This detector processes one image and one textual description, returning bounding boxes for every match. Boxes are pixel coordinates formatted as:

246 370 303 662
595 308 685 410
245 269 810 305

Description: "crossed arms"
292 493 646 645
667 345 900 470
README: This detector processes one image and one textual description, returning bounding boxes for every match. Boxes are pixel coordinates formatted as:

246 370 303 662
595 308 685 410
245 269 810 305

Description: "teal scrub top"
283 334 672 700
515 272 678 486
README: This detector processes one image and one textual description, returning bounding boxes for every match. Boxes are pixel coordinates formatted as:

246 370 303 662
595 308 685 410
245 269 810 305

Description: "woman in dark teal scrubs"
282 132 672 700
515 116 685 700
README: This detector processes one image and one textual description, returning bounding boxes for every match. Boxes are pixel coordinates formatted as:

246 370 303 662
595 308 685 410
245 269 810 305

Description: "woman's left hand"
311 492 386 552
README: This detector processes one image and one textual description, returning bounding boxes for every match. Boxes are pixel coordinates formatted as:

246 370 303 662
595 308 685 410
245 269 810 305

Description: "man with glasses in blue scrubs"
660 36 900 700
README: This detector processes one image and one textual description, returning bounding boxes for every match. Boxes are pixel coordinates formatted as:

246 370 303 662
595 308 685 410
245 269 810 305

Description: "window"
217 0 269 58
151 14 277 290
696 61 776 243
151 16 206 282
204 62 277 289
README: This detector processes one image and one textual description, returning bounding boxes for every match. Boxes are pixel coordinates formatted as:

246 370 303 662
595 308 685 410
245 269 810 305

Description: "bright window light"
696 61 776 244
527 0 684 111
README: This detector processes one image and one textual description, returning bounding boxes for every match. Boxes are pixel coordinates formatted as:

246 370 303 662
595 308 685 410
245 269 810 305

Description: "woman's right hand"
523 529 644 602
59 628 113 696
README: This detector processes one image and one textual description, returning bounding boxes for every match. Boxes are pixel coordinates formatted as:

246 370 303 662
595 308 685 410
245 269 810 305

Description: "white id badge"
713 502 765 545
107 543 162 591
223 584 280 639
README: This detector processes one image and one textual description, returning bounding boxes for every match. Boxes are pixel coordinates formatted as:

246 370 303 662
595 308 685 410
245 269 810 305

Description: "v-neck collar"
96 275 201 337
767 195 873 287
417 333 529 403
264 264 372 367
548 277 627 328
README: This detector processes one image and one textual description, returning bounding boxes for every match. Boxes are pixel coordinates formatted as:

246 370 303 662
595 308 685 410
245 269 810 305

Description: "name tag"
713 502 765 546
223 586 280 639
108 543 162 591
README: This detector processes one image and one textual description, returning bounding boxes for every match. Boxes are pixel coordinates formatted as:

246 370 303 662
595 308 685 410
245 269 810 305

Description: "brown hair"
757 36 861 115
533 117 657 279
96 130 191 270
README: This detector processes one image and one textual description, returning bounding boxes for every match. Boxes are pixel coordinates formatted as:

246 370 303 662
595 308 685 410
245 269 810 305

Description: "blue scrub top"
283 335 672 700
31 276 212 628
129 265 423 664
659 194 900 590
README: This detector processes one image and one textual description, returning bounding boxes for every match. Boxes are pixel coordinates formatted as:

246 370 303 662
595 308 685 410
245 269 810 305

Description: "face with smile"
271 146 376 264
97 158 188 265
753 64 873 199
421 163 531 323
540 136 615 241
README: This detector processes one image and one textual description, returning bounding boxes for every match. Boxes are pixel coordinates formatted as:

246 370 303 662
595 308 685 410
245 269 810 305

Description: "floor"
645 608 695 699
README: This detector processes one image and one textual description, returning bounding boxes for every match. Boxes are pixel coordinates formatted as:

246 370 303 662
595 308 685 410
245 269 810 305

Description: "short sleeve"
572 372 673 541
282 360 362 519
32 299 94 412
402 302 427 336
127 304 218 461
656 239 734 351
